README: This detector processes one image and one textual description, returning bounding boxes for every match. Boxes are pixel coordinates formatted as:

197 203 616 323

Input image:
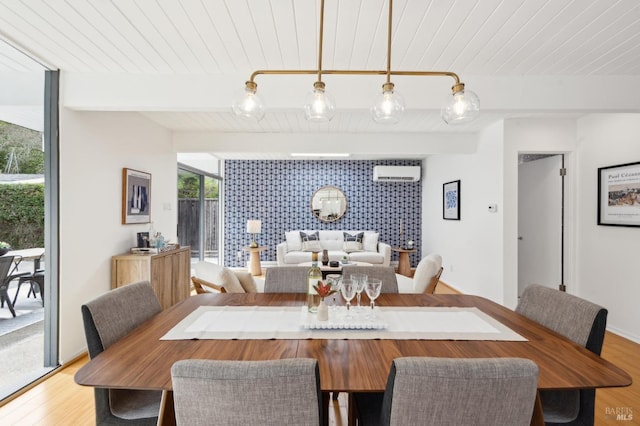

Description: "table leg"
530 392 544 426
397 252 411 277
248 251 262 276
157 390 176 426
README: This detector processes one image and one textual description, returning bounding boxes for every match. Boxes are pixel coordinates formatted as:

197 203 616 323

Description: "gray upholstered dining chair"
81 281 163 425
263 266 310 293
353 357 539 426
171 358 323 426
516 284 607 426
341 265 399 293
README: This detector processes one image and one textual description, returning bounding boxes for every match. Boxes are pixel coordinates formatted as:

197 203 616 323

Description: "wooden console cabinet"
111 246 191 309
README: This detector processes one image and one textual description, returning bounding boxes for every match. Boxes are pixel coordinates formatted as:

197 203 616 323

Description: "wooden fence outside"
177 199 219 257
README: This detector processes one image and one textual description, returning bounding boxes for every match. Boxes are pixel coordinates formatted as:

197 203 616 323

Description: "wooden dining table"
74 292 631 426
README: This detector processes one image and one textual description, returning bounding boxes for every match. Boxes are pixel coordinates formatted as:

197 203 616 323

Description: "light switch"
488 204 498 213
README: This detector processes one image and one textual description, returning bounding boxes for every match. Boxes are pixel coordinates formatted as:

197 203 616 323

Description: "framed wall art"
598 161 640 227
443 180 461 220
122 168 151 224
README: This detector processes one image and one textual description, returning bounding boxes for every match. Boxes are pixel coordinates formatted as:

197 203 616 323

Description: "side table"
392 247 416 277
243 246 267 276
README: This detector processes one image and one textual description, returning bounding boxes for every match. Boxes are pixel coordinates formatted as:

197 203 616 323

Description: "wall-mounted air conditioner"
373 166 421 182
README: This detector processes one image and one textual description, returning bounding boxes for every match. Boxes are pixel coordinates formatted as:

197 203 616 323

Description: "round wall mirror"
311 186 347 222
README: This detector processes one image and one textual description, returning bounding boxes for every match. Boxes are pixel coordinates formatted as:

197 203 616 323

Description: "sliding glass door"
177 165 221 264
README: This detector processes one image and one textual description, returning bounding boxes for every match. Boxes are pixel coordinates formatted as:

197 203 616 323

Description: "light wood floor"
0 283 637 425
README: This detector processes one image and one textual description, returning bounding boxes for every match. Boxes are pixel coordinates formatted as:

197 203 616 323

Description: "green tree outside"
0 120 44 174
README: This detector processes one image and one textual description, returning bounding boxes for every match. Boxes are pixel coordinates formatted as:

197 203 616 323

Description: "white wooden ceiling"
1 0 639 138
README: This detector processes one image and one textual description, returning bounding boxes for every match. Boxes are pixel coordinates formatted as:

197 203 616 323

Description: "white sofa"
276 230 391 266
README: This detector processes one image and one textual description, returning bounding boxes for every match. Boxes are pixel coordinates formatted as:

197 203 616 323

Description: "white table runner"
160 306 526 341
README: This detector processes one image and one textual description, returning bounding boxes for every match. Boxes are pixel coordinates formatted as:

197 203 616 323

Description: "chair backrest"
381 357 539 426
81 281 163 423
81 281 162 357
171 358 322 426
264 266 310 293
516 284 607 424
341 266 399 293
516 284 607 353
0 256 14 285
411 254 443 294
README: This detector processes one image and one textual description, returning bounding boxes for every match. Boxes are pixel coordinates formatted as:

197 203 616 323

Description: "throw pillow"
300 231 323 252
362 232 379 252
234 271 258 293
343 232 364 253
285 231 302 252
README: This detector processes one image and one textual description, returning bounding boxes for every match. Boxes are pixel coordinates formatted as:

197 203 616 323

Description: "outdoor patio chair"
0 256 31 317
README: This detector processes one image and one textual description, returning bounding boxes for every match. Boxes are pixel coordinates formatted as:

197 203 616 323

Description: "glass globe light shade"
371 82 405 124
232 82 265 121
441 84 480 124
303 81 336 122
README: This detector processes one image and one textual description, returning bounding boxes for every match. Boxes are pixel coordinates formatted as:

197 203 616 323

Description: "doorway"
177 164 222 265
517 154 564 296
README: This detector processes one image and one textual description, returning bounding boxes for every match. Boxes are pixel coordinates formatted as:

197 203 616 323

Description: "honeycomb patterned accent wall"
224 159 422 267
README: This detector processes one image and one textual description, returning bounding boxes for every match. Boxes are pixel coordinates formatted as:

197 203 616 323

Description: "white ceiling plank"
223 0 269 70
493 0 587 75
157 0 220 73
0 1 97 71
348 0 384 69
270 1 300 70
110 0 192 73
293 0 319 70
332 0 363 69
248 0 284 70
91 0 176 73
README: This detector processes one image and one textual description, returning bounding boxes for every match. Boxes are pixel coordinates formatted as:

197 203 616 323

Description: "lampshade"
246 220 261 234
232 82 265 121
371 82 405 124
441 85 480 124
303 81 335 122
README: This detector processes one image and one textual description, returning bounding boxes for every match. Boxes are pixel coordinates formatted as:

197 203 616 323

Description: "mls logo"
605 407 633 421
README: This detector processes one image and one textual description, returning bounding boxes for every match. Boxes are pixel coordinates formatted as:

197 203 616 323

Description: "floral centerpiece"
313 280 336 301
0 241 11 256
312 281 336 321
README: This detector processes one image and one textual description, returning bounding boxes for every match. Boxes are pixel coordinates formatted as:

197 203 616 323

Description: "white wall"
58 109 176 362
423 121 505 302
576 114 640 342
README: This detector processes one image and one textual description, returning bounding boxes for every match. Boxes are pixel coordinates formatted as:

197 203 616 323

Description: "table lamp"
246 220 261 248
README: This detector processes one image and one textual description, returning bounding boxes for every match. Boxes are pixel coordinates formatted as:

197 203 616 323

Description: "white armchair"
411 254 443 294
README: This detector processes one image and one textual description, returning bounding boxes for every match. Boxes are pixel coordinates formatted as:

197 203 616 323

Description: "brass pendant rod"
317 0 325 83
386 0 393 84
249 68 461 84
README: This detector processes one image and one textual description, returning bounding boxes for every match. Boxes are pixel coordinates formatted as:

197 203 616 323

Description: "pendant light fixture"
303 0 335 122
232 0 479 125
371 0 404 124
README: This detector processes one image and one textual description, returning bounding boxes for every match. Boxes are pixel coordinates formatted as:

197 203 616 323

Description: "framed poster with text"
598 161 640 227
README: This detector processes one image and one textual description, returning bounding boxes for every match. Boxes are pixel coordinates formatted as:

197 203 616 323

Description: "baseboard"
606 326 640 345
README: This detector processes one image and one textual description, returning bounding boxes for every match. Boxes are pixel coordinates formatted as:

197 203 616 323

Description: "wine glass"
326 274 342 309
350 273 367 311
339 279 356 320
365 278 382 319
